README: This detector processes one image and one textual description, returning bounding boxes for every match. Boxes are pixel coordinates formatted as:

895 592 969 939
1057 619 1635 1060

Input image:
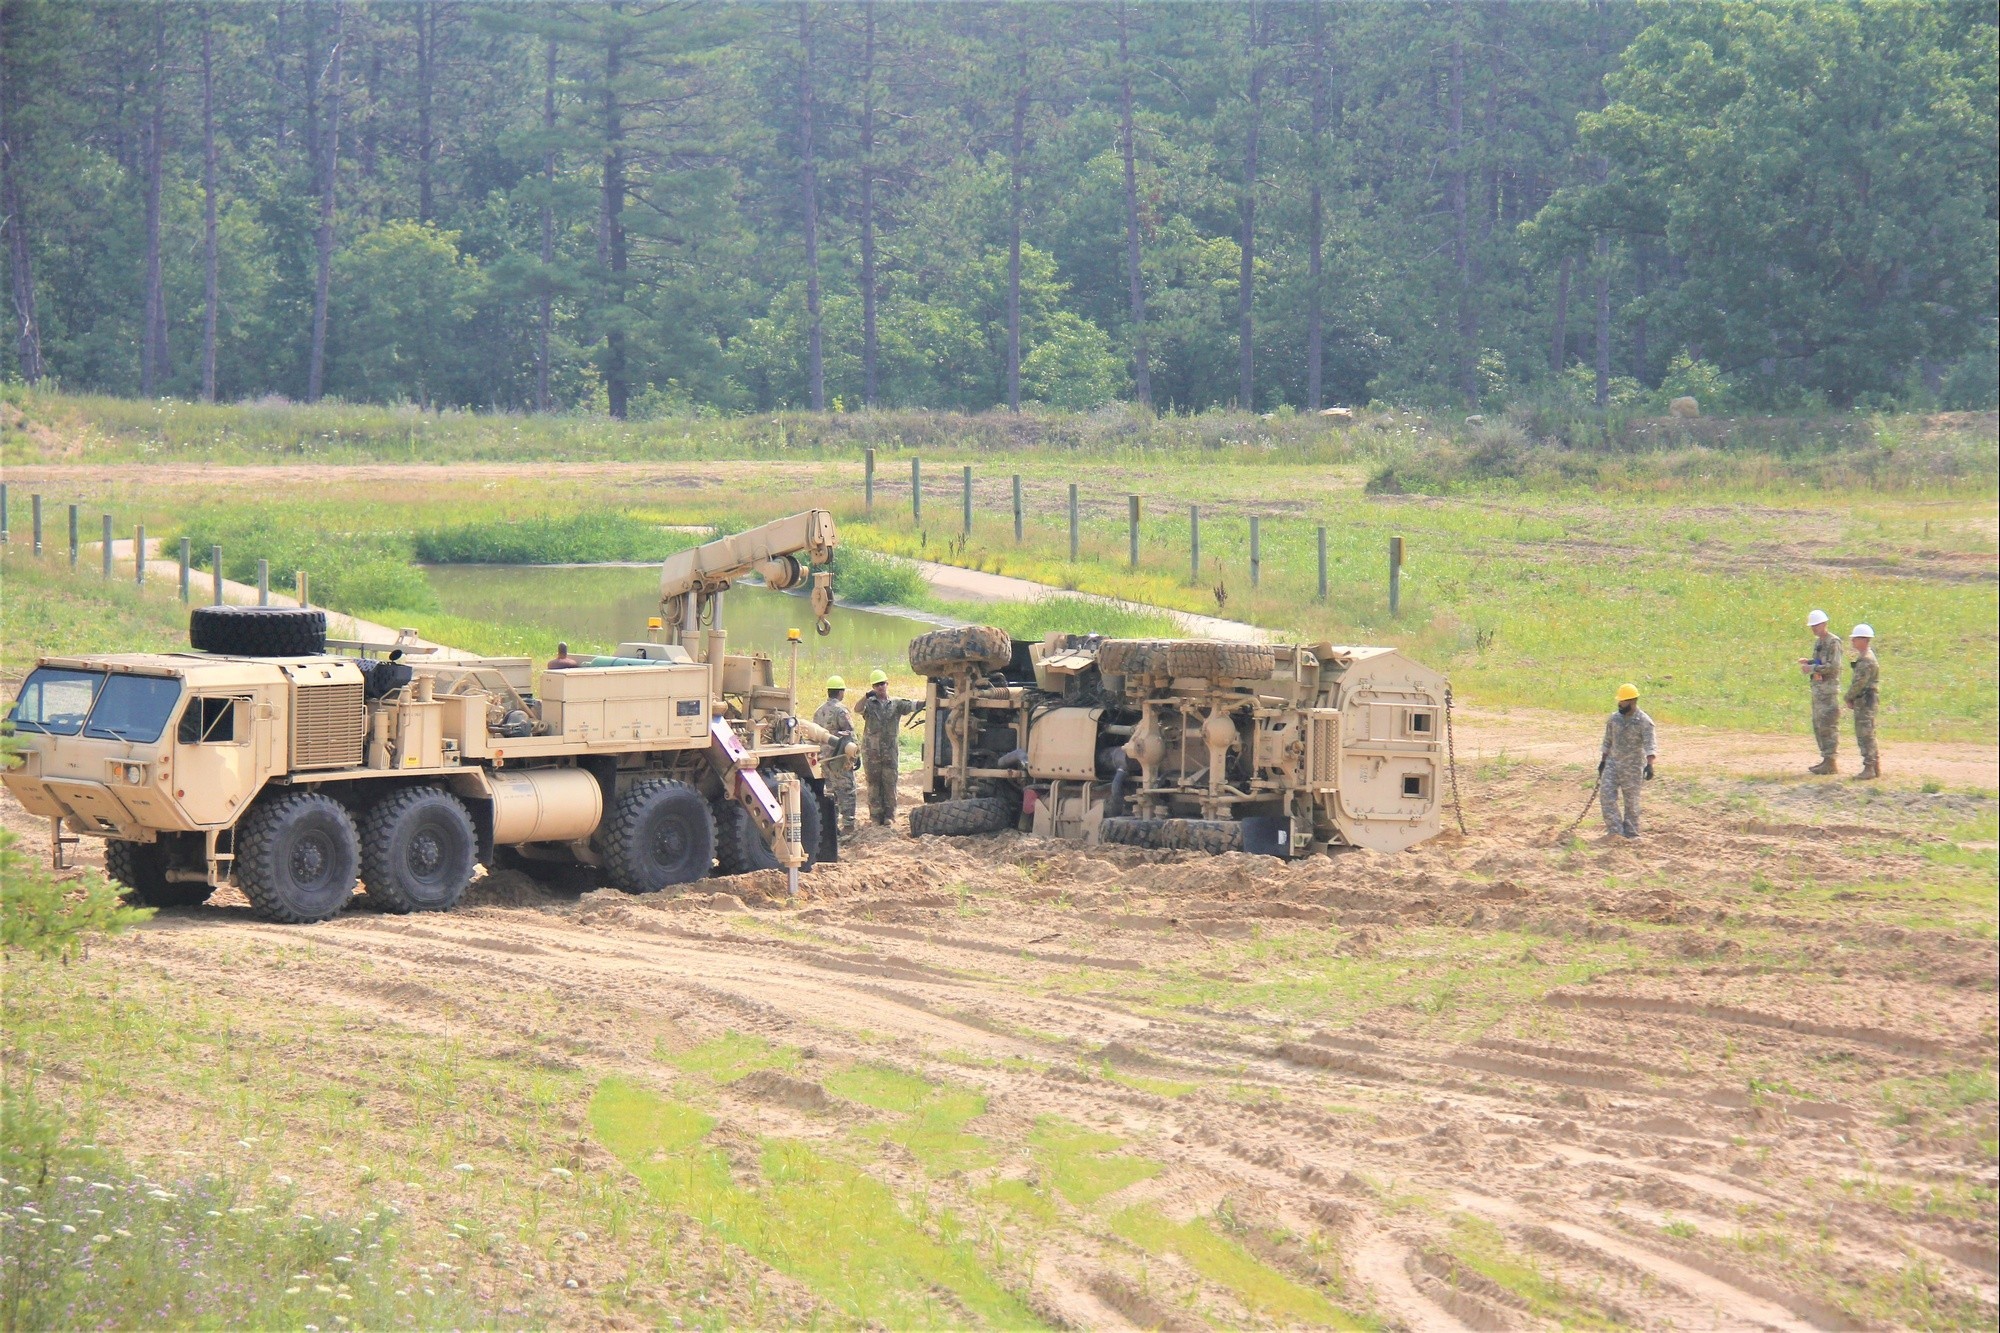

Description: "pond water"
423 563 943 680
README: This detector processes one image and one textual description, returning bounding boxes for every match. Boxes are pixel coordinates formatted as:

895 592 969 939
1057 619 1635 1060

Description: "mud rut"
10 758 1998 1330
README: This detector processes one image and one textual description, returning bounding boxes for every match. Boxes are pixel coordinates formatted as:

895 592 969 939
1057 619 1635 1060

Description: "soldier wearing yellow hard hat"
1597 683 1657 839
813 675 859 835
1843 625 1880 780
856 667 921 827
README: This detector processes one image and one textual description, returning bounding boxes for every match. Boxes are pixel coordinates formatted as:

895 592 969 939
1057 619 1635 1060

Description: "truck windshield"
8 668 183 743
83 674 183 743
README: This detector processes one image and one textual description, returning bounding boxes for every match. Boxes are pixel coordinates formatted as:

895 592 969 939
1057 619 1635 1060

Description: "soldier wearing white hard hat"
1796 610 1843 774
1842 625 1880 781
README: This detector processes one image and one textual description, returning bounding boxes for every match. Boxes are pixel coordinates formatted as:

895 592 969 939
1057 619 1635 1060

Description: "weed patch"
589 1077 1040 1328
1110 1203 1367 1328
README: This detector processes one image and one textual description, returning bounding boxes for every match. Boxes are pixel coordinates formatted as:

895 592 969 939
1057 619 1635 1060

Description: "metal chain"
1556 782 1599 842
1443 685 1468 836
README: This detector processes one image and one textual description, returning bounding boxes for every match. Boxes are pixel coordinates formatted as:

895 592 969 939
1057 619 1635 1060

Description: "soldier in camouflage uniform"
1598 683 1658 839
855 669 922 826
1798 609 1843 774
1844 625 1881 780
813 676 859 835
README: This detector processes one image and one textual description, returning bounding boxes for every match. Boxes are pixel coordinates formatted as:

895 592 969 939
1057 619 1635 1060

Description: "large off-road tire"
604 779 715 894
1162 641 1275 680
1100 816 1244 854
908 796 1017 838
103 839 212 908
712 789 822 877
1096 640 1171 677
188 604 327 657
908 625 1012 677
1100 816 1170 849
1168 819 1245 854
235 790 361 923
360 786 477 913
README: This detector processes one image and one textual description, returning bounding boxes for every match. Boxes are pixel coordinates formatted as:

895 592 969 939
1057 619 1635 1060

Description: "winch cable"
1554 781 1599 843
1443 685 1469 836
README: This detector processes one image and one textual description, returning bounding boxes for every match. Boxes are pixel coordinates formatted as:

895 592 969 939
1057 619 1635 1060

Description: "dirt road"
9 751 1994 1328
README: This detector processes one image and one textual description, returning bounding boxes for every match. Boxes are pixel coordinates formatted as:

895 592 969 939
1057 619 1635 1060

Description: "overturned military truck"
906 627 1450 855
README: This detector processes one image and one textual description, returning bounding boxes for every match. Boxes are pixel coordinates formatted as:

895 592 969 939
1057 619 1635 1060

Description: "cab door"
173 694 254 826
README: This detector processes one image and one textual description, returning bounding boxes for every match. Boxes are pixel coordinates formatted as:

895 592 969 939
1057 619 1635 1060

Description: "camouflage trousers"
864 761 899 826
1811 687 1840 761
824 757 857 830
1600 767 1643 838
1851 702 1879 766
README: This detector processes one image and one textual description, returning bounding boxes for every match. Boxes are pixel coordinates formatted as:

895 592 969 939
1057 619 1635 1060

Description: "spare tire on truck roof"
908 625 1012 677
1095 639 1171 676
1162 641 1274 680
189 605 327 657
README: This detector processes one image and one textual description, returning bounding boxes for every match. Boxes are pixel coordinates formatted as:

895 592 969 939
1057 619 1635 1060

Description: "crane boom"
658 509 838 643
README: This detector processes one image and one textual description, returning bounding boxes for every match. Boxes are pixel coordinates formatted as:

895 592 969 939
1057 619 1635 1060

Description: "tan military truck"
905 628 1449 855
3 512 844 923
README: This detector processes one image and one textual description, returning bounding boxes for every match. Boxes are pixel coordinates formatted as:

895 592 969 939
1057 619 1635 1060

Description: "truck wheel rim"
291 833 330 885
652 819 688 865
410 828 444 882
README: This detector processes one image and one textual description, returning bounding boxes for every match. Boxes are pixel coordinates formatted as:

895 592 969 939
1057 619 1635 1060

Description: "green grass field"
5 392 1993 741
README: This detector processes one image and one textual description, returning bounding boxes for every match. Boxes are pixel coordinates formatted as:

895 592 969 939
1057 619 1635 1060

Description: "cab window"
9 668 103 736
83 675 183 743
177 696 241 745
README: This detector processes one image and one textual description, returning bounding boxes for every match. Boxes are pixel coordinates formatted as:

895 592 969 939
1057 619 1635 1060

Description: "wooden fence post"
297 571 310 609
179 537 191 602
1011 475 1022 543
68 504 78 567
1389 534 1404 617
864 447 875 513
31 493 42 555
101 514 112 578
258 559 270 605
1 481 9 543
135 526 146 586
1127 494 1140 569
1249 516 1261 588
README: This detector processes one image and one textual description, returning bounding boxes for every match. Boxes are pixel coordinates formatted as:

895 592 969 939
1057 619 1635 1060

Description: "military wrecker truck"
905 627 1449 855
3 511 844 923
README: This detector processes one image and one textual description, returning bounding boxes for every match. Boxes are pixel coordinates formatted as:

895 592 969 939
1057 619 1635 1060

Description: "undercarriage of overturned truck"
907 627 1451 856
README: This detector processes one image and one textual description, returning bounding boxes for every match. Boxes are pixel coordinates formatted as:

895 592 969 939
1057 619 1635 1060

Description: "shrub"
414 513 700 565
0 813 149 963
822 547 931 608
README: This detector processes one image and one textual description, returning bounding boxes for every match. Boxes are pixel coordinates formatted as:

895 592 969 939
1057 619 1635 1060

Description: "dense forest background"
1 0 1993 418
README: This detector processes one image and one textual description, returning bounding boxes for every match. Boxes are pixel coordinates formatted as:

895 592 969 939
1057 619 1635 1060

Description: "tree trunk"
1236 2 1263 410
416 1 434 223
306 2 343 403
1632 242 1648 381
140 3 168 395
303 7 319 176
1448 35 1475 407
200 4 220 402
1593 232 1610 409
536 35 556 414
1005 25 1027 413
0 2 44 383
1548 254 1571 374
598 32 627 419
1304 0 1327 411
797 3 823 411
859 0 878 407
1117 0 1150 408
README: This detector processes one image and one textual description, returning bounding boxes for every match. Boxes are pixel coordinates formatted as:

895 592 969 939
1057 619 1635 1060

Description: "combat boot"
1855 761 1880 780
1808 758 1837 775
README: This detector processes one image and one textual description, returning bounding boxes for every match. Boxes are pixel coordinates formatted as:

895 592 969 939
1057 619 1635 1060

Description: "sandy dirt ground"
7 744 1994 1329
